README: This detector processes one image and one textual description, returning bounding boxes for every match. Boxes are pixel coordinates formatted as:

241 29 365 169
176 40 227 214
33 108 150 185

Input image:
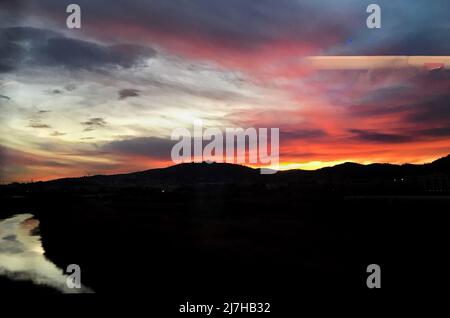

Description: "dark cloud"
23 0 355 52
357 86 413 106
81 117 107 131
281 129 327 140
38 38 156 69
0 95 10 100
119 89 140 100
0 145 67 168
0 27 58 72
102 137 175 159
27 110 51 129
0 144 122 182
16 0 450 57
28 123 51 129
0 36 23 72
347 75 450 138
0 1 29 29
1 0 25 11
0 27 156 72
418 127 450 138
348 84 416 118
0 26 59 42
3 235 17 241
349 129 412 143
406 94 450 124
324 0 450 55
1 0 449 72
350 125 450 143
102 132 281 160
0 63 14 72
371 27 450 56
349 103 410 118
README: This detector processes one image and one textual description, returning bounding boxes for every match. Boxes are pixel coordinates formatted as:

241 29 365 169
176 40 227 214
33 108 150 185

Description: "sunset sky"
1 0 450 183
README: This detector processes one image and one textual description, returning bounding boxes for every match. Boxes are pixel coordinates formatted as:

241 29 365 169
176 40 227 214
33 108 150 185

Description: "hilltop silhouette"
2 154 449 194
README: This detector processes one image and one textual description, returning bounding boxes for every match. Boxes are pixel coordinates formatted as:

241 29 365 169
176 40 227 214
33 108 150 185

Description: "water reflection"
0 213 92 293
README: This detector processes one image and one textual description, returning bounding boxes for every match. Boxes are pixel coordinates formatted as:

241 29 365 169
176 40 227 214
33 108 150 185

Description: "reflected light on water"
0 213 92 293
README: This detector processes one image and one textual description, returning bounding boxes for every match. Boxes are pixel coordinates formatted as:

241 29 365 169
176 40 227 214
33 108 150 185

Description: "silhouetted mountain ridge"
2 155 450 192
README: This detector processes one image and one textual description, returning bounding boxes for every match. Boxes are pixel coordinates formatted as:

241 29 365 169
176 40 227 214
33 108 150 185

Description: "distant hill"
428 154 450 172
2 155 450 193
43 162 258 187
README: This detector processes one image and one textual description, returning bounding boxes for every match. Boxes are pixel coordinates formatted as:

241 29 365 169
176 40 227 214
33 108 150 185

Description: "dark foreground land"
1 158 449 296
